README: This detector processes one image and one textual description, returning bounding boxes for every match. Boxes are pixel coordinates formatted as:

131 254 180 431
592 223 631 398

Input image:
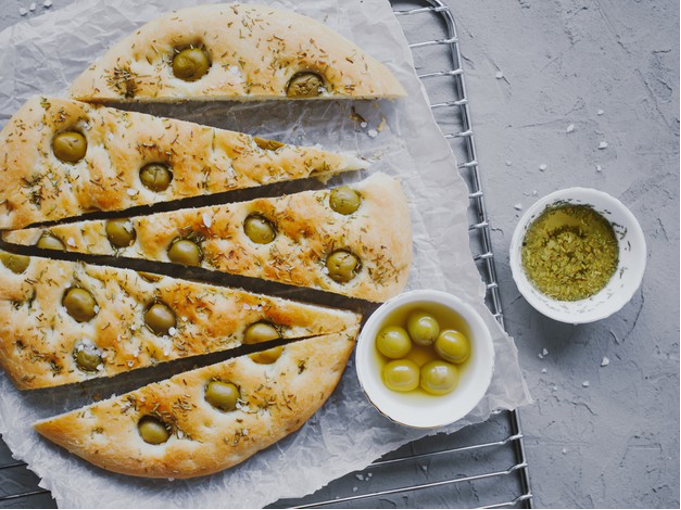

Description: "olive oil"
521 204 619 301
373 302 472 401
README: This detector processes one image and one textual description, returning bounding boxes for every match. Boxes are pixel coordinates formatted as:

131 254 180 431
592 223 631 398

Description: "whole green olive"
73 341 103 372
205 380 240 411
106 218 136 248
382 359 420 392
376 326 412 359
144 302 176 336
406 310 440 346
138 416 170 445
249 345 284 365
53 131 87 163
63 288 98 322
329 187 361 215
254 137 285 151
243 215 276 244
167 239 202 266
420 361 458 395
326 250 360 283
243 322 280 344
139 163 173 192
172 47 211 81
286 71 324 97
0 253 30 274
435 329 471 364
36 233 65 251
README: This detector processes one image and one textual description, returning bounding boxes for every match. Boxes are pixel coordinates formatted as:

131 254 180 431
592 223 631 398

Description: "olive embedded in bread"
204 381 240 412
36 233 65 251
144 303 176 336
243 322 280 344
167 239 202 266
138 416 170 445
249 346 284 365
329 186 361 215
243 215 276 244
0 253 30 274
63 288 98 322
326 250 360 283
286 71 324 97
139 163 172 192
105 218 136 248
172 48 211 81
253 137 285 151
52 131 87 163
73 341 103 372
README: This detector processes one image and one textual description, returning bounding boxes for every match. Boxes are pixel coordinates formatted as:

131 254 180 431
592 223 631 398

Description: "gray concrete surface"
0 0 678 508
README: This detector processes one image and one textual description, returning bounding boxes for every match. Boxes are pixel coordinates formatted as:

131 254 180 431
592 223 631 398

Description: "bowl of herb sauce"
510 188 646 324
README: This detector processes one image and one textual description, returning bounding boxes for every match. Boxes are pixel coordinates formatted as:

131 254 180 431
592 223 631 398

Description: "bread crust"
69 3 406 102
34 329 358 478
6 173 412 302
0 96 365 230
0 254 360 390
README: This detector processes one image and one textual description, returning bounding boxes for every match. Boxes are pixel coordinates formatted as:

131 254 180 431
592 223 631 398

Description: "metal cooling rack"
0 0 532 507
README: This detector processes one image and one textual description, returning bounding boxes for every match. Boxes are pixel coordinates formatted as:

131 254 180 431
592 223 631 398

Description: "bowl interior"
356 290 495 429
509 188 647 324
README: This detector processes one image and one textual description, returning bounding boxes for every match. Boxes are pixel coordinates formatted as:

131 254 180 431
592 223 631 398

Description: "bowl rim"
509 187 647 324
355 289 495 429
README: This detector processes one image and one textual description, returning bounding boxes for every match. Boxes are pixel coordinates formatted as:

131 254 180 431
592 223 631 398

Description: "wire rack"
0 0 532 507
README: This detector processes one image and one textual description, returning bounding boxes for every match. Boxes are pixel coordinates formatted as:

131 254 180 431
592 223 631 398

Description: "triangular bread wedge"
34 329 357 478
69 3 405 102
6 173 411 302
0 96 365 230
0 252 360 390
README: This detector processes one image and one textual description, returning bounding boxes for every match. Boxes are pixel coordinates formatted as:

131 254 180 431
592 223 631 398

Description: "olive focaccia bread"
0 251 360 390
6 173 411 302
0 96 366 230
34 329 358 478
69 3 406 102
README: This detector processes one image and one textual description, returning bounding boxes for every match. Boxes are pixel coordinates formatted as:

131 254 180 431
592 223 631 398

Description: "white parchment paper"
0 0 532 507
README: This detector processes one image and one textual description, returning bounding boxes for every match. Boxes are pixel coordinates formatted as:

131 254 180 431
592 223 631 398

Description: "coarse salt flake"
514 203 523 211
168 327 177 336
44 0 53 7
202 213 212 228
598 141 608 149
596 165 603 172
66 237 76 247
495 71 504 79
539 164 547 171
19 8 28 16
582 380 590 387
127 188 138 196
542 348 549 356
597 109 604 115
566 124 575 133
541 368 547 373
360 122 368 129
367 129 378 139
601 356 610 367
29 3 36 11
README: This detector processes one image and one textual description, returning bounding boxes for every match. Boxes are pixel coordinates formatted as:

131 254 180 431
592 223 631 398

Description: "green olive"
382 359 420 392
420 361 458 395
329 187 361 215
0 253 30 274
406 310 440 346
73 341 103 372
167 239 202 266
138 416 170 445
63 288 98 322
139 163 173 192
435 329 471 364
172 47 211 81
376 326 412 359
243 322 280 344
244 215 276 244
205 380 240 412
105 218 136 248
144 302 176 336
254 137 285 151
36 233 65 251
326 250 360 283
52 131 87 163
138 271 162 283
249 346 284 365
286 71 324 97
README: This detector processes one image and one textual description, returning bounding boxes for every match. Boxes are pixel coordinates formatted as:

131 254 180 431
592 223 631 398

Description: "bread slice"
0 252 360 390
34 329 357 478
69 3 405 102
6 173 412 302
0 96 366 230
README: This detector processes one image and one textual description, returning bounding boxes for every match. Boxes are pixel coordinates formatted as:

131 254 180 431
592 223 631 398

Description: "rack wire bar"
0 0 532 507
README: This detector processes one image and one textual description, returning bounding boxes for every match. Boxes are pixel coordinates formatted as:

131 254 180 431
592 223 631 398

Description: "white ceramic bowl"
355 290 495 429
509 187 647 324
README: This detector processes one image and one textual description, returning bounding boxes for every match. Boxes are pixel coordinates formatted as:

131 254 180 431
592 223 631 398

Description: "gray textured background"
0 0 678 508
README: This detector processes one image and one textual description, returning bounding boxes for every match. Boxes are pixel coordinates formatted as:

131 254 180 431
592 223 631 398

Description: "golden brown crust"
0 253 360 390
0 96 366 230
6 173 412 302
34 330 357 478
69 3 405 102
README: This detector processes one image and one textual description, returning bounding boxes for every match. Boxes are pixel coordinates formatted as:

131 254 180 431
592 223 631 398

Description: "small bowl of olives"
356 289 495 429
